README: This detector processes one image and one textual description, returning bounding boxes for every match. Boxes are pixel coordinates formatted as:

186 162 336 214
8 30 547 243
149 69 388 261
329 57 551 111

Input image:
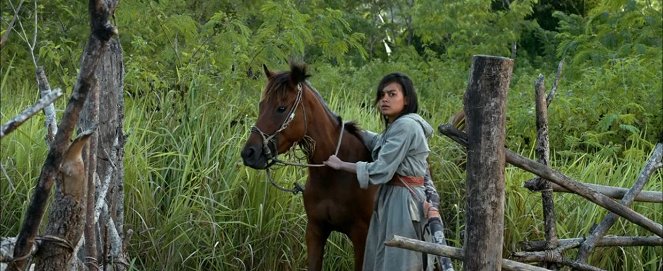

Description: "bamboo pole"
438 125 663 237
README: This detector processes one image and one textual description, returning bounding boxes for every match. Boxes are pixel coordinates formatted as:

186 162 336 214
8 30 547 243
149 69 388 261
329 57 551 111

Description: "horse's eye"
277 106 287 113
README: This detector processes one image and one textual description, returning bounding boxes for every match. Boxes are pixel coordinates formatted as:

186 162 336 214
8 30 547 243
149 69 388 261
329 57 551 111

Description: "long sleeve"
423 171 440 209
356 117 428 188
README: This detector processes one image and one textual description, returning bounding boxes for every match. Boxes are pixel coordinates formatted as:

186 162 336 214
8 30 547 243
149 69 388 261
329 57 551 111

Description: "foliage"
1 0 661 270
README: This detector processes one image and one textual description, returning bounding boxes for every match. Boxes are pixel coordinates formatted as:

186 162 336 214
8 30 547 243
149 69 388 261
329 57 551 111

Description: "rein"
250 83 346 194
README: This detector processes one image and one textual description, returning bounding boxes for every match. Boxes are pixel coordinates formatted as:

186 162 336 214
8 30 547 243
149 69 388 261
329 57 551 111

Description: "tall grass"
1 63 661 271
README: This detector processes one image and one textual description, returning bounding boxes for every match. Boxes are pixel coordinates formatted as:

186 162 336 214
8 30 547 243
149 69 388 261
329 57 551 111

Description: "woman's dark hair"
373 72 419 127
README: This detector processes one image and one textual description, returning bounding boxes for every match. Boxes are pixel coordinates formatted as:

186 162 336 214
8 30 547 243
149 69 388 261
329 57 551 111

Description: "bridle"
250 82 345 194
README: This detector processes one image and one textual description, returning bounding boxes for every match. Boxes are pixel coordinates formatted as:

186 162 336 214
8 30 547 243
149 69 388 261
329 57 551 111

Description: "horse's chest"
303 194 354 227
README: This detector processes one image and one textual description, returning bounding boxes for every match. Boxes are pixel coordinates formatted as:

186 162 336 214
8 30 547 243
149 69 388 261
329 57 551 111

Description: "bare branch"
0 0 26 49
546 59 564 106
0 89 63 138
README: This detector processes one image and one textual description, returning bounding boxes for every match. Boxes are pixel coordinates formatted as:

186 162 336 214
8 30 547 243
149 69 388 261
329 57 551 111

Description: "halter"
250 82 345 194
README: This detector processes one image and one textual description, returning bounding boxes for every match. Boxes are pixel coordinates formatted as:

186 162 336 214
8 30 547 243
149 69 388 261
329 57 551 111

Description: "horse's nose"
241 144 265 169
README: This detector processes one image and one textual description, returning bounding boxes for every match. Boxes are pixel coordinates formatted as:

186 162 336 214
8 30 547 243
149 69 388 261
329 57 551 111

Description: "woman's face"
378 82 407 123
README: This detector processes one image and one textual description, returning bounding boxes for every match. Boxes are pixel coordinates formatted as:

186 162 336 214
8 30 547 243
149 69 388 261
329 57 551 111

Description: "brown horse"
241 62 378 271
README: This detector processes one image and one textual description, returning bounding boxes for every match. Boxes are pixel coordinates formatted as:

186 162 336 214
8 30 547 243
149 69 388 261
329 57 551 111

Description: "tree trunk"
462 55 513 271
90 35 127 270
34 131 93 271
7 0 118 269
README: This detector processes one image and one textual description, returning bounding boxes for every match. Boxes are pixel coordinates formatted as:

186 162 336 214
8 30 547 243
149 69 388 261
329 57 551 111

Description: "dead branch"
576 142 663 263
546 59 564 106
525 180 663 203
0 89 63 138
534 74 559 252
385 235 551 271
35 67 58 143
438 124 663 237
0 0 25 49
520 236 663 251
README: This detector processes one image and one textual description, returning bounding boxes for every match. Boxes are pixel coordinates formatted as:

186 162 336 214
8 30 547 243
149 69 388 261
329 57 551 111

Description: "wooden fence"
386 55 663 271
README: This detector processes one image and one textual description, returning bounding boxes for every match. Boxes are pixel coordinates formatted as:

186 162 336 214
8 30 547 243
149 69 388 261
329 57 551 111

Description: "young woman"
324 72 441 270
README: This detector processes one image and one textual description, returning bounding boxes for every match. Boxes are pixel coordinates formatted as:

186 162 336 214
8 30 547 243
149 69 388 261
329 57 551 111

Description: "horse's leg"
306 221 330 271
349 223 369 271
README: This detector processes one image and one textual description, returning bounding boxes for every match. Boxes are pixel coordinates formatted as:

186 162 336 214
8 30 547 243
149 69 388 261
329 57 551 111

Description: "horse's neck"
303 92 344 164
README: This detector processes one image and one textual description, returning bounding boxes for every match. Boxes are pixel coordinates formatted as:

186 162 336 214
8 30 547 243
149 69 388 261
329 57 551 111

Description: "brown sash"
388 175 424 187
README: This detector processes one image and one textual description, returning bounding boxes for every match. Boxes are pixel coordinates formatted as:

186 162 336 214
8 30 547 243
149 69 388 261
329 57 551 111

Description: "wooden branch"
511 250 604 271
576 142 663 263
35 66 59 143
0 237 36 264
534 74 559 251
0 0 25 49
7 0 116 268
520 236 663 251
0 89 63 138
463 55 513 270
546 59 563 107
385 235 551 271
525 180 663 203
438 125 663 237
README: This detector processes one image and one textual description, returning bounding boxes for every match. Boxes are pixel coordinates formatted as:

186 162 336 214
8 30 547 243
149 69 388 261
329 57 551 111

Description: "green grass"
2 64 661 271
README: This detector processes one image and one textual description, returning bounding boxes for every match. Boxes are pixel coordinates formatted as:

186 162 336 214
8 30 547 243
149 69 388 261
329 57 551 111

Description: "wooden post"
533 75 559 251
463 55 513 271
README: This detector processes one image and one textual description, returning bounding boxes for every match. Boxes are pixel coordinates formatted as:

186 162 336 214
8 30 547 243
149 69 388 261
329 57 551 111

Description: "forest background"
1 0 661 270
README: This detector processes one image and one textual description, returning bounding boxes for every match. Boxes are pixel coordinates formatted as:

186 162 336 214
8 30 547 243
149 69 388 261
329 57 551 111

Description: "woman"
324 72 441 270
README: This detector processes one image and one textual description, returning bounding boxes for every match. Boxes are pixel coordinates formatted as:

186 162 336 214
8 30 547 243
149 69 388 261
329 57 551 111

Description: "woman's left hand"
424 201 440 220
323 155 343 170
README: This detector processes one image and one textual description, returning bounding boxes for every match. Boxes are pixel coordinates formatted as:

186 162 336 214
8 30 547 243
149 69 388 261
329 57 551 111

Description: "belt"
388 175 424 187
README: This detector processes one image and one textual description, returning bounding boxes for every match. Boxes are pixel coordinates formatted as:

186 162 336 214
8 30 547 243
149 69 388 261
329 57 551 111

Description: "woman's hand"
424 201 440 220
324 155 343 170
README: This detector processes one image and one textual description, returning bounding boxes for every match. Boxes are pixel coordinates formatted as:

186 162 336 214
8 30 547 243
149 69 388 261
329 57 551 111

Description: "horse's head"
241 62 310 169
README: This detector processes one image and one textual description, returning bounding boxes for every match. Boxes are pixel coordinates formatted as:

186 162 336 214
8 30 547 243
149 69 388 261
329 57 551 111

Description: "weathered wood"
511 250 604 271
524 180 663 203
94 31 128 271
463 55 513 271
385 235 551 271
80 79 100 271
0 237 36 267
7 0 117 269
34 131 93 271
520 236 663 251
438 125 663 237
533 74 559 252
0 90 63 138
545 60 563 106
35 66 58 143
576 142 663 263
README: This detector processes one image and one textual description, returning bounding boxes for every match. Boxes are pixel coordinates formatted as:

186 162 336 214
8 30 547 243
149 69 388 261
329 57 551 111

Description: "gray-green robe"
356 113 433 271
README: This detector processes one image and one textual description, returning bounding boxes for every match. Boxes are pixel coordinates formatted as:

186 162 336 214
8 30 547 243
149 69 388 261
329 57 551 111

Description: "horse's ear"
289 62 310 84
263 64 275 79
